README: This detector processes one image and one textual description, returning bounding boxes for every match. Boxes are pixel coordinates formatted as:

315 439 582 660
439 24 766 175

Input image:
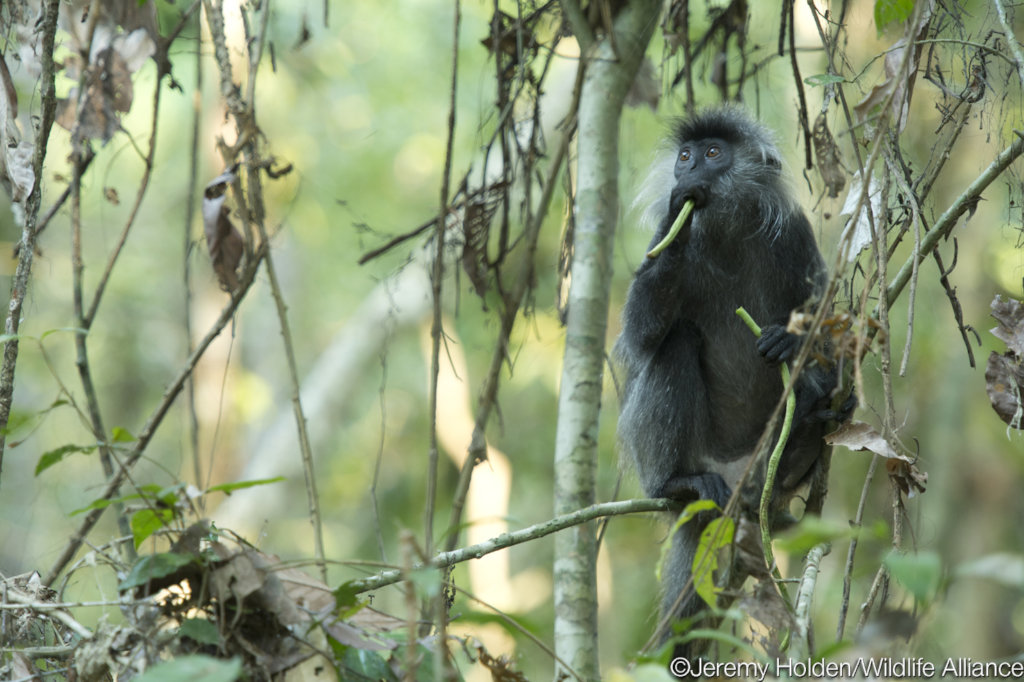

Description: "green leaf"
673 499 719 527
120 552 195 590
656 499 722 581
333 581 366 617
133 656 241 682
874 0 914 35
35 443 97 476
131 508 175 549
804 73 845 87
884 550 942 603
39 327 87 341
179 618 220 646
206 476 286 495
693 516 734 608
112 426 136 442
334 646 399 682
70 484 165 516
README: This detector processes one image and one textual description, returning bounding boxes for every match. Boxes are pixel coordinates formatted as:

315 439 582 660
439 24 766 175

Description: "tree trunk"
552 3 660 678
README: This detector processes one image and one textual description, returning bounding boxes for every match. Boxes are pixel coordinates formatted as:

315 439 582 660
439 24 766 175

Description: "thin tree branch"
350 498 676 593
425 0 461 560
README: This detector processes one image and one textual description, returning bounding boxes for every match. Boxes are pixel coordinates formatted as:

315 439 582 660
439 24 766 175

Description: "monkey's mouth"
646 197 697 258
680 185 709 208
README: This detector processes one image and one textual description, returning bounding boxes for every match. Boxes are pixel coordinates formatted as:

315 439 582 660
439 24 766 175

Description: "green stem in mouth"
646 198 695 258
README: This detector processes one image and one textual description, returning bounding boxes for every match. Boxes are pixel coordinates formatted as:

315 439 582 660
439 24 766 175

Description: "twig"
349 498 675 593
883 145 923 376
836 454 878 640
785 0 814 170
425 0 461 559
356 217 433 264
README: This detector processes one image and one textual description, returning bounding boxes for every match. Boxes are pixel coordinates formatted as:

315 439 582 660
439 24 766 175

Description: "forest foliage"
1 0 1024 680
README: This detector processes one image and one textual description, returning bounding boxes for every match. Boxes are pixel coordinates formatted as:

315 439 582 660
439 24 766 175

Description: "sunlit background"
1 0 1023 677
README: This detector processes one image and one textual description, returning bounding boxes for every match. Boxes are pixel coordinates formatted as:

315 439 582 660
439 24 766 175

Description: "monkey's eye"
706 145 721 159
679 149 691 162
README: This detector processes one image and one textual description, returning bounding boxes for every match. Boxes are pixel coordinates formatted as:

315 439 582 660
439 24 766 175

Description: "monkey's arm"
620 210 694 352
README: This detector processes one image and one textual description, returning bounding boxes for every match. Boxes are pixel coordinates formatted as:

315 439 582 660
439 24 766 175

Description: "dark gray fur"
614 106 834 654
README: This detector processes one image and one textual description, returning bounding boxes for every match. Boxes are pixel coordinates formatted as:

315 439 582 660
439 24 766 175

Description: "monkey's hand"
756 324 802 365
808 390 858 423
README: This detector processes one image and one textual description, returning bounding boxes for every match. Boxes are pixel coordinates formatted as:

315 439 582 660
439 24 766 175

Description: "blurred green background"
0 0 1023 678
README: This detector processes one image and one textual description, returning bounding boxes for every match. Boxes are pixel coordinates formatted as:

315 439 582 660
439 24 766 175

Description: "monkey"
613 105 838 658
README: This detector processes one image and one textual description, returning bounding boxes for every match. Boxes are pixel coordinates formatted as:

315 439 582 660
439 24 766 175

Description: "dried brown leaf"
56 48 135 141
991 295 1024 356
474 641 529 682
461 183 505 299
986 296 1024 429
986 352 1024 429
826 420 900 459
4 142 35 202
827 421 927 495
812 113 845 198
853 5 931 133
203 170 245 291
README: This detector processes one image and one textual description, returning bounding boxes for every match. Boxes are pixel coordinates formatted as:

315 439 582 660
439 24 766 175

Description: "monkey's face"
672 137 732 208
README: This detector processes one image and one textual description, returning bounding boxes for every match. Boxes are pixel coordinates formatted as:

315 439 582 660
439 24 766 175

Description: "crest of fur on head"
632 105 800 242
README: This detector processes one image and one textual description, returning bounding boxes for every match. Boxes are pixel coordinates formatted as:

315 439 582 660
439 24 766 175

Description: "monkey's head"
635 105 799 241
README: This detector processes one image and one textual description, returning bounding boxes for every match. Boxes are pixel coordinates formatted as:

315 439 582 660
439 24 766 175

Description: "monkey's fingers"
646 198 695 258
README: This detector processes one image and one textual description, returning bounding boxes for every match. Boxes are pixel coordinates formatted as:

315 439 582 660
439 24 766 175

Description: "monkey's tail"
659 511 719 670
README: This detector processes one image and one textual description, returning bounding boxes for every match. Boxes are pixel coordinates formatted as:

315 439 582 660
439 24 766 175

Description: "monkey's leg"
655 471 732 508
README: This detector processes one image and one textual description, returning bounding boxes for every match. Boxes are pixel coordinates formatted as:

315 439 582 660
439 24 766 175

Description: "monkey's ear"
763 152 782 173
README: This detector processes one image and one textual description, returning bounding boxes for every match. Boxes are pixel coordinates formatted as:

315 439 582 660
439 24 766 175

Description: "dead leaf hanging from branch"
202 168 244 292
986 296 1024 429
826 421 928 496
